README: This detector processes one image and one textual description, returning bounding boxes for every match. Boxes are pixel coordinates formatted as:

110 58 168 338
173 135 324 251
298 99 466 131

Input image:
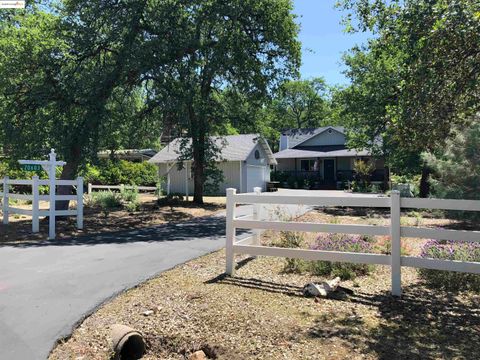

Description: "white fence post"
226 188 237 276
390 190 402 297
48 149 56 240
88 183 92 195
2 176 8 225
77 177 84 230
32 175 39 233
253 187 262 248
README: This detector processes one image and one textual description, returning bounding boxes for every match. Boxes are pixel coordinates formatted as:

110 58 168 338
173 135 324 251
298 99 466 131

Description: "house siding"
159 161 241 195
337 157 352 170
242 143 271 192
298 129 346 147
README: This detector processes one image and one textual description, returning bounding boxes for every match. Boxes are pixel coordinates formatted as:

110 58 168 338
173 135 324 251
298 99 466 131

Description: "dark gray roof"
282 126 345 148
149 134 277 165
274 148 371 159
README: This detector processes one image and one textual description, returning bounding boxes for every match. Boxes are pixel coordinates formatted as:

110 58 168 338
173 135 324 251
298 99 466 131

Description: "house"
273 126 386 188
97 149 158 162
149 134 277 196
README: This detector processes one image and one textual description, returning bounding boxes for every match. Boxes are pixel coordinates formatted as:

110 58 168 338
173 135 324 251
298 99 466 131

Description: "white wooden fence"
0 176 84 240
225 188 480 296
87 183 156 194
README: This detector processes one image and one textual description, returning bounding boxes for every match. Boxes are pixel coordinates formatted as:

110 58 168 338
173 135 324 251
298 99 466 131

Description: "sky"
293 0 372 85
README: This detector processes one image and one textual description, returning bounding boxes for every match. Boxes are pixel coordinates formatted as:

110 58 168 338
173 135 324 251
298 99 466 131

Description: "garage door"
246 165 266 192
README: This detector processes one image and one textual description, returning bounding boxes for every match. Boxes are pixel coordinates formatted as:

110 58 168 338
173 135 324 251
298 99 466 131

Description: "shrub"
419 240 480 292
276 231 307 273
80 160 158 186
309 233 374 280
125 201 140 213
90 191 122 217
353 160 374 189
119 186 139 204
390 173 421 197
119 186 140 212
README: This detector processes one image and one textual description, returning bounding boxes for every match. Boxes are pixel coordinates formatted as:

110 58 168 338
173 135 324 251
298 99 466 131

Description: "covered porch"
272 148 386 189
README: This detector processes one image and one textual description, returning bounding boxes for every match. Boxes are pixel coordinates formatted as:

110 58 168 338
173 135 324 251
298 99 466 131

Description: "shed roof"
149 134 277 165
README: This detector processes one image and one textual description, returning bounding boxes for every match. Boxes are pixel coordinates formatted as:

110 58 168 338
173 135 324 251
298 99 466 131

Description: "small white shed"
148 134 277 196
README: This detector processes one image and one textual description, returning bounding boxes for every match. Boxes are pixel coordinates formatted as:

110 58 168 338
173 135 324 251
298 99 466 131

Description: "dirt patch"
0 194 225 245
49 209 480 360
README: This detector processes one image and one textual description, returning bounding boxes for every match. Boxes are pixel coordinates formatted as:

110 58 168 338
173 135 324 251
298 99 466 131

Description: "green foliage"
353 159 374 189
0 0 300 205
218 78 343 153
152 0 301 203
424 121 480 221
80 160 157 186
89 191 122 217
337 0 480 177
0 3 162 178
119 186 139 204
89 186 140 216
273 78 331 129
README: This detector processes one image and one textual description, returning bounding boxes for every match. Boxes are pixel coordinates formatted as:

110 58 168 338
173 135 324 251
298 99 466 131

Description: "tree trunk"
191 104 205 205
419 165 430 198
193 162 204 204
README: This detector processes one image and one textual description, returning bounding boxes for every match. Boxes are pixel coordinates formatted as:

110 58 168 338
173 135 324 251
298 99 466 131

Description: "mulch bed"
0 195 225 245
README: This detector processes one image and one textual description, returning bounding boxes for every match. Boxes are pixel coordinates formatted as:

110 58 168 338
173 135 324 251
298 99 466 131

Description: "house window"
300 159 316 171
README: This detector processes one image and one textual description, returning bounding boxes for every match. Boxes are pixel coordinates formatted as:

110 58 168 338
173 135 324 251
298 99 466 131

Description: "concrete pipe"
110 324 146 360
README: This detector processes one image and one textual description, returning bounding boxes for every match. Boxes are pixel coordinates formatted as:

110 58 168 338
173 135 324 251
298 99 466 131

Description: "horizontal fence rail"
1 176 83 239
87 183 156 194
225 188 480 297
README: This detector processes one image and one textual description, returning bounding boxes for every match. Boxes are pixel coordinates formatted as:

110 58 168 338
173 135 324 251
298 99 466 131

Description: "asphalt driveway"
0 189 374 359
0 194 311 360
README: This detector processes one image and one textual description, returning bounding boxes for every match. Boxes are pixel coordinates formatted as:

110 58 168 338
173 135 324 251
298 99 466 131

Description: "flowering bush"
309 233 374 280
419 240 480 292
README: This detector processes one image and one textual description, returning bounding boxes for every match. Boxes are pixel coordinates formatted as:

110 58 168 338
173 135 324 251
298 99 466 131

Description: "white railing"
225 188 480 297
87 183 156 194
0 176 83 239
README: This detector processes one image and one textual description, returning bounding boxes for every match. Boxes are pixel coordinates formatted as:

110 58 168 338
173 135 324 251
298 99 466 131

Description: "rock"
303 277 341 297
189 350 207 360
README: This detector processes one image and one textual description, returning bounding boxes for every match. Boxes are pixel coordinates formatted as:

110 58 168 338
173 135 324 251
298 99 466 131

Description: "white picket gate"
0 176 84 240
225 188 480 297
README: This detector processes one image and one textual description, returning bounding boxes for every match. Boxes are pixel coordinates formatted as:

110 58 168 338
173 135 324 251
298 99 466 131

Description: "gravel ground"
49 209 480 360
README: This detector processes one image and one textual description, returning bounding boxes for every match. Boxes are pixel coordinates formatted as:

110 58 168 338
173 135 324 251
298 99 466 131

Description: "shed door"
246 165 266 192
